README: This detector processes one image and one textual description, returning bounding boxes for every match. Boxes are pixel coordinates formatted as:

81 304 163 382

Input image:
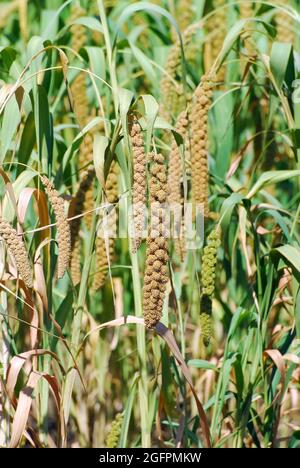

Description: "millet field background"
0 0 300 449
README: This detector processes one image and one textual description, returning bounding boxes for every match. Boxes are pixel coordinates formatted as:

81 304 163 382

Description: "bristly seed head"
41 175 71 279
0 219 33 288
129 118 147 253
143 152 169 329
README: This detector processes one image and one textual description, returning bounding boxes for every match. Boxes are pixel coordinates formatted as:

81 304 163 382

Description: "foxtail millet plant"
190 73 214 218
205 0 226 82
93 161 119 291
130 118 147 253
199 228 220 346
168 110 190 259
275 0 294 44
18 0 28 42
0 219 33 288
240 1 256 60
70 3 88 129
41 176 71 279
160 23 197 120
69 167 95 285
69 3 96 283
175 0 194 33
143 153 169 329
106 413 124 448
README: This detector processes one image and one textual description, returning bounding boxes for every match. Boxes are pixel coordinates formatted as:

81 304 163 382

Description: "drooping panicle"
143 153 169 329
275 0 294 44
69 167 95 285
130 119 147 253
190 74 214 218
168 110 190 259
93 161 119 291
41 176 71 279
160 24 197 119
106 413 124 448
0 219 33 288
200 228 221 346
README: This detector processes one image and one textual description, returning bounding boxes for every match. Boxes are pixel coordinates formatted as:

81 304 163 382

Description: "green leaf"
71 17 104 34
270 42 294 89
118 374 139 448
0 46 17 73
188 359 217 371
114 2 182 48
32 85 53 174
118 87 134 136
274 245 300 275
141 94 159 152
62 117 103 170
17 112 36 175
27 36 45 76
289 430 300 448
218 19 275 70
85 46 106 92
93 134 109 189
43 0 72 40
0 95 21 163
246 170 300 199
220 193 244 231
41 9 59 41
129 41 156 83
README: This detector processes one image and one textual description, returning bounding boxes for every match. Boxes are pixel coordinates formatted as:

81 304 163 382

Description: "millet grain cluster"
130 119 147 253
93 162 119 291
143 153 169 329
200 228 220 346
70 4 88 129
168 110 190 259
205 0 226 82
275 0 294 44
69 167 95 285
0 219 33 288
190 74 214 218
106 413 124 448
160 24 197 119
41 176 71 279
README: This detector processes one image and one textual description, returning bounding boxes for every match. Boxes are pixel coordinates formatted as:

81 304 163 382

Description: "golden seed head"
190 74 214 218
93 162 119 291
160 23 198 119
143 153 169 329
41 176 71 279
69 167 95 285
0 219 33 288
130 119 147 253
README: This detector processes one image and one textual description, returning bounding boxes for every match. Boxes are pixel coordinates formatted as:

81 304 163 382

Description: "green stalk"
97 0 119 116
130 251 150 447
62 189 101 425
104 0 151 437
122 141 150 447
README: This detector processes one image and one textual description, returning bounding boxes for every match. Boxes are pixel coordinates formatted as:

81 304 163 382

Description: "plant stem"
97 0 119 116
62 190 101 425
